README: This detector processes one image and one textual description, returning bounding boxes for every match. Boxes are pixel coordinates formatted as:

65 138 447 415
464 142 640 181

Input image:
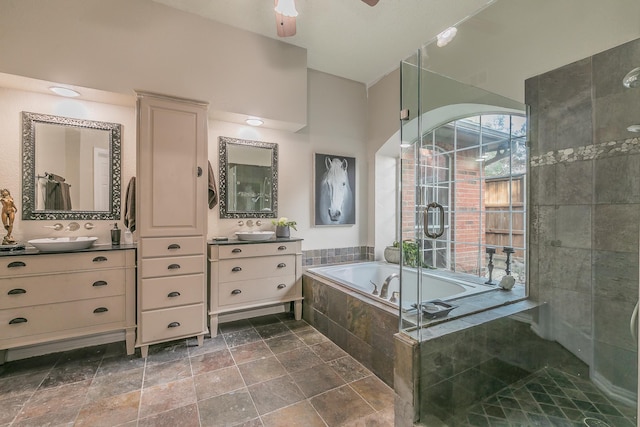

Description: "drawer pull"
231 289 242 295
231 267 242 272
8 288 26 295
168 264 181 270
93 307 109 313
278 246 287 251
9 317 27 325
277 284 287 289
93 256 108 263
167 243 181 250
92 280 108 287
277 263 286 268
168 321 181 328
231 248 242 253
8 261 26 268
168 291 181 298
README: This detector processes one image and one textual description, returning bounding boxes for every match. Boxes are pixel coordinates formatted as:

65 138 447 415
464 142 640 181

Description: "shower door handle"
423 202 445 239
631 301 639 342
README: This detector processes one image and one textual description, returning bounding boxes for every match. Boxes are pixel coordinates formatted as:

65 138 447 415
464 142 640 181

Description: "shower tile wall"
527 37 640 398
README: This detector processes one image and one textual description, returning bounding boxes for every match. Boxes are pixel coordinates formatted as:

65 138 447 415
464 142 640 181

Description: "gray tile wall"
302 246 374 266
526 37 640 396
301 274 397 387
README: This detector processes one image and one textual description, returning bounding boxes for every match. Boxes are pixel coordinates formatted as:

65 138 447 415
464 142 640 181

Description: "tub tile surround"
302 246 374 266
527 37 640 401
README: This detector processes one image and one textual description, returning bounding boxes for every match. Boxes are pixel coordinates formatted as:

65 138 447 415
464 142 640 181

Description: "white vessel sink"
235 231 275 241
28 236 98 252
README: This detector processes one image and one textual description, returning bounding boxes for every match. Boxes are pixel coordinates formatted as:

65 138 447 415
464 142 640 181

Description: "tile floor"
454 367 637 427
0 313 395 427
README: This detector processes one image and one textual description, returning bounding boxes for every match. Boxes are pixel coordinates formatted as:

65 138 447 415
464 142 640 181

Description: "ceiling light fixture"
436 27 458 48
627 124 640 133
623 67 640 89
245 118 264 127
49 86 80 97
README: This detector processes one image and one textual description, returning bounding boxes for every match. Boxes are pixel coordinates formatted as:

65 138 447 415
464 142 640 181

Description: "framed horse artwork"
313 153 356 226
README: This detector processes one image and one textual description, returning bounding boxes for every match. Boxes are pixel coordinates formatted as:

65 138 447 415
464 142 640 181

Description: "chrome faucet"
380 273 399 299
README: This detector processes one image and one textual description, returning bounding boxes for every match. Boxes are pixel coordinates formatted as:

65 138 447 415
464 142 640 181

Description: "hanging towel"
124 177 136 232
46 172 66 182
208 160 218 209
44 181 72 210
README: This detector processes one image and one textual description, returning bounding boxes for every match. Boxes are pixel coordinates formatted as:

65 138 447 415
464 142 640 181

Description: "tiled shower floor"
455 367 637 427
0 313 394 426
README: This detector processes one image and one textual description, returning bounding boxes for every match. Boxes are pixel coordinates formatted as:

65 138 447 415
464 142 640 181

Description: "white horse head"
319 157 353 224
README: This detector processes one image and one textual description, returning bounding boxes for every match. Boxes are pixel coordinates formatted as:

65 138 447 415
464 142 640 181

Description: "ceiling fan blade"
361 0 379 6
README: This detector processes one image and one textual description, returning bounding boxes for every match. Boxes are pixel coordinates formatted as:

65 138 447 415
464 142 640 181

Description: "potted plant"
272 217 297 238
384 241 401 264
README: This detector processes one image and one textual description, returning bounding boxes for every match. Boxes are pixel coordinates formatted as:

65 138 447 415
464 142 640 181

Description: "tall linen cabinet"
135 92 209 357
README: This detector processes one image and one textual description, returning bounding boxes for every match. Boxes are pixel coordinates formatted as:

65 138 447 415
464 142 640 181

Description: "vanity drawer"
0 295 125 339
141 274 204 310
0 269 126 309
218 276 298 308
140 304 205 343
218 255 295 282
140 255 204 279
216 242 298 259
141 236 204 258
0 251 128 277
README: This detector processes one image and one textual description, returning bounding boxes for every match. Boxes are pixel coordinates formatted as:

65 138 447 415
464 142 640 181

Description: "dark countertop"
0 243 137 257
208 237 303 246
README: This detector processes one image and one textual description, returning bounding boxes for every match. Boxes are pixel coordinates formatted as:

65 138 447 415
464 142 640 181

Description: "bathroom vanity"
208 238 303 335
0 246 136 363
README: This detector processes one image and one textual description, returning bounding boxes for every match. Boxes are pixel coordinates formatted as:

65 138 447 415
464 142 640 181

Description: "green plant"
272 217 297 231
393 239 433 268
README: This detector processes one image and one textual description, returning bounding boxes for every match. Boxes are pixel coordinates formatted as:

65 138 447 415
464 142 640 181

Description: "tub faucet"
380 273 399 299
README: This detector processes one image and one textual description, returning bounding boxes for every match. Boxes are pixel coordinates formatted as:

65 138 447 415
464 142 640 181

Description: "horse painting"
316 155 355 225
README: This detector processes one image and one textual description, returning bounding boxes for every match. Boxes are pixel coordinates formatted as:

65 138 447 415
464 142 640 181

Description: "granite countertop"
0 243 137 257
208 237 303 246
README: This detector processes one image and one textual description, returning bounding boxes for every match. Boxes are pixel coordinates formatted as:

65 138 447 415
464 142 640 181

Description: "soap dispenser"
111 223 121 246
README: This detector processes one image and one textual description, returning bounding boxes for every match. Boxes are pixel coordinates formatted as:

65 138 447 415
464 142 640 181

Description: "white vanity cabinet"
0 249 136 363
135 92 209 357
208 240 303 335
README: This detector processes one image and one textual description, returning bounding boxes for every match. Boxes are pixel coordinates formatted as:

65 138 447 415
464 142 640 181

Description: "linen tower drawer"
140 255 204 278
141 236 204 258
141 274 204 310
140 304 205 343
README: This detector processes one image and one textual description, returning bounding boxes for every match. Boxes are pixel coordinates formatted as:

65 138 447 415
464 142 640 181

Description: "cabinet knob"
168 291 181 298
197 166 203 177
277 284 286 289
231 248 242 253
277 263 286 268
93 307 109 314
92 280 108 287
167 243 181 250
7 261 26 268
168 264 181 270
8 288 26 295
278 246 287 251
231 289 242 295
92 256 108 263
231 267 242 272
9 317 27 325
168 321 181 328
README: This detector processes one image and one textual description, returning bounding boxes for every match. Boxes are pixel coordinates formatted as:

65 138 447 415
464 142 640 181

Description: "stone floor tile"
39 358 101 389
310 340 348 362
343 407 395 427
223 328 262 348
295 327 330 345
219 319 253 334
74 390 140 427
0 394 26 425
328 356 371 383
14 379 91 422
96 353 146 377
261 400 326 427
249 314 283 327
310 385 375 426
139 377 197 419
187 333 228 357
350 375 395 411
255 322 292 340
137 403 200 427
292 364 345 398
276 346 324 374
0 370 51 400
198 390 258 426
143 358 191 388
145 340 190 366
194 366 245 401
238 355 287 386
190 348 235 375
11 405 81 427
230 340 274 364
264 333 306 354
247 374 305 415
85 367 144 403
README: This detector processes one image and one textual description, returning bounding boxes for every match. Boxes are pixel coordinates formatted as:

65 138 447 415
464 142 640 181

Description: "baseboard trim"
6 331 124 362
591 370 638 408
218 304 286 324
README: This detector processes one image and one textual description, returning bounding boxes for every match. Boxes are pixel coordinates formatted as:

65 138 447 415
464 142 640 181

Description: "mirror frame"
218 136 278 219
21 111 122 221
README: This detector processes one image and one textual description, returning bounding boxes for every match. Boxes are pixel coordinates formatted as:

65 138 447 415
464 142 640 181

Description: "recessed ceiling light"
245 118 264 126
627 124 640 133
622 67 640 89
49 86 80 97
436 27 458 48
